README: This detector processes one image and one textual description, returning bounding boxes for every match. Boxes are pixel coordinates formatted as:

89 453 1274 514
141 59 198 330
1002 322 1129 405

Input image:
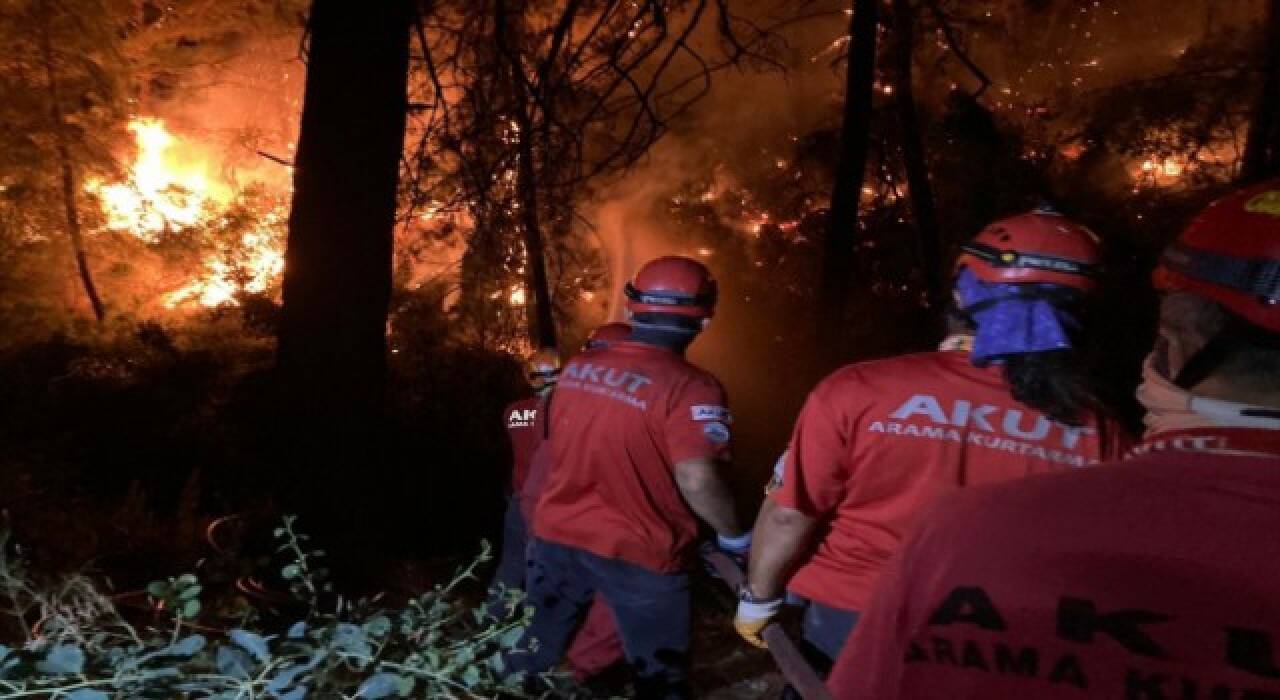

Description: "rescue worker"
517 323 632 685
734 209 1129 684
489 348 561 600
507 256 749 698
827 180 1280 699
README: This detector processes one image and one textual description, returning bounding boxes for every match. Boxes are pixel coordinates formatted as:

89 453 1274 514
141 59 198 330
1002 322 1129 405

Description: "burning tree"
0 0 131 323
403 0 779 351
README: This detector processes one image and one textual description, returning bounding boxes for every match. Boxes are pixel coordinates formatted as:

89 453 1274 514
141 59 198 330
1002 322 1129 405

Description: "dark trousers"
781 598 860 699
485 497 528 617
505 538 691 699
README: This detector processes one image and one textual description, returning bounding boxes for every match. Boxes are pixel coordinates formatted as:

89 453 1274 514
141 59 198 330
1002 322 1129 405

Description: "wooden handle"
704 551 835 700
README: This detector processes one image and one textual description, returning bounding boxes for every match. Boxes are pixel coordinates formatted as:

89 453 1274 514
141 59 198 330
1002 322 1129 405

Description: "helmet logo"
1244 190 1280 218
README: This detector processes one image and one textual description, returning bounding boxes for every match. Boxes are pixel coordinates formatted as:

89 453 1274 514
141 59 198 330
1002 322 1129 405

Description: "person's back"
508 256 747 699
535 339 729 572
829 178 1280 699
829 436 1280 698
779 349 1123 614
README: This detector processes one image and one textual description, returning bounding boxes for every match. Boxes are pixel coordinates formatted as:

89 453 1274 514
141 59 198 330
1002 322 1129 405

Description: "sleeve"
665 374 732 465
768 381 852 518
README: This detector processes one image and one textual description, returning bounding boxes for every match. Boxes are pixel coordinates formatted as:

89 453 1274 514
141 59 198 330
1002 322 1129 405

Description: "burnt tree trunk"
891 0 943 314
818 0 879 361
497 0 558 350
39 14 105 322
1242 0 1280 182
277 0 411 415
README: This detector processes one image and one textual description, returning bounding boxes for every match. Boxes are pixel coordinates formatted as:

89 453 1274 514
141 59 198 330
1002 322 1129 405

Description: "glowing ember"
509 287 527 306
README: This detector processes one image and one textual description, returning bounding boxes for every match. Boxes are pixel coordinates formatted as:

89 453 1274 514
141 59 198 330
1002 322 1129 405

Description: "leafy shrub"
0 517 566 699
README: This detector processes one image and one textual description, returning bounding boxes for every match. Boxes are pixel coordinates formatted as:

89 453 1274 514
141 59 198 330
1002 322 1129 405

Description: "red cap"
624 256 718 319
1154 179 1280 332
956 209 1102 291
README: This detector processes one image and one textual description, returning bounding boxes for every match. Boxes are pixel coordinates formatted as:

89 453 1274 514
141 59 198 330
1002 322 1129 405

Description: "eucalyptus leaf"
229 629 271 663
37 644 85 675
215 646 253 679
356 672 408 699
286 621 307 639
265 662 306 694
167 634 206 657
330 623 372 657
362 615 391 637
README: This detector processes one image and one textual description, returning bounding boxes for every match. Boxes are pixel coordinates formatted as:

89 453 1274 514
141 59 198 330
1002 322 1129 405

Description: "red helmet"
956 209 1102 291
624 256 718 319
525 347 561 391
1154 179 1280 333
583 322 631 351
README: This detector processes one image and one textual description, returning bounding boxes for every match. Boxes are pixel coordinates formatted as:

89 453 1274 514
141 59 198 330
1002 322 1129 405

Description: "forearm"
746 498 817 599
682 475 744 536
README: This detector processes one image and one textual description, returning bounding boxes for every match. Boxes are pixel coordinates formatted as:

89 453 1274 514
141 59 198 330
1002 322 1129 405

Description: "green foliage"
0 518 563 699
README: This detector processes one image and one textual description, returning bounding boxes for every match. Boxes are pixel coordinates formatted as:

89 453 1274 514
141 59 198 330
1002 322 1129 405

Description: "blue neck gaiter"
955 268 1081 367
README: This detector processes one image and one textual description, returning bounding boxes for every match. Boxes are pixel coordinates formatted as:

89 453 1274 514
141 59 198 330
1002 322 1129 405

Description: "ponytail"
1001 349 1097 426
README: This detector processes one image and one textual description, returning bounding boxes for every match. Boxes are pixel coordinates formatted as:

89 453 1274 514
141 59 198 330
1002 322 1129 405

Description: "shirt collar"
1129 427 1280 461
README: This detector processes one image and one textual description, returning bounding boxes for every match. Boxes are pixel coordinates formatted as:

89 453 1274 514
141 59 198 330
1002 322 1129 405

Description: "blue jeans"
505 538 691 699
800 598 860 663
781 597 860 700
485 497 528 618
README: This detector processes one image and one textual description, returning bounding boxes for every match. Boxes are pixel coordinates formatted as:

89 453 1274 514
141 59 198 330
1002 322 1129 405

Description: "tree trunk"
817 0 879 361
497 0 558 350
277 0 411 414
891 0 944 314
1241 0 1280 182
39 13 105 322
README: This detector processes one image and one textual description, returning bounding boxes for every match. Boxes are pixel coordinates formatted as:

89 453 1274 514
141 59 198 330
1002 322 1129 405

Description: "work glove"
734 585 782 649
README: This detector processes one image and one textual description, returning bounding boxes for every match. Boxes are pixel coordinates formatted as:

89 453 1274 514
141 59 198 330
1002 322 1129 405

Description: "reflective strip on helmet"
961 242 1098 277
1162 242 1280 303
623 282 716 308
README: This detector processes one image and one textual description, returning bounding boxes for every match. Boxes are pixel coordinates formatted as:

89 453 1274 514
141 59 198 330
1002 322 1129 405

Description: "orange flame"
87 117 286 309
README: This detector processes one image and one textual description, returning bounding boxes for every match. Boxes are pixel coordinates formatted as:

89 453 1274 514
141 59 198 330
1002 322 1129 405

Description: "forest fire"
85 118 287 309
87 118 222 242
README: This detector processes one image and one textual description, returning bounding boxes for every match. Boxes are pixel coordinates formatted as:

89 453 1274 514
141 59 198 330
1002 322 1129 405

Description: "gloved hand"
734 585 782 649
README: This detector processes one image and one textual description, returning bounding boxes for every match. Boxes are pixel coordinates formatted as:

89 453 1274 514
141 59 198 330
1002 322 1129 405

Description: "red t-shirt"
828 428 1280 699
504 396 543 493
770 351 1128 612
532 341 732 573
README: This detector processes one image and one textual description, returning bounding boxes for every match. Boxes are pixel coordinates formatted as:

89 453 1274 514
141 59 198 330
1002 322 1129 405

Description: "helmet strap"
1173 313 1280 389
